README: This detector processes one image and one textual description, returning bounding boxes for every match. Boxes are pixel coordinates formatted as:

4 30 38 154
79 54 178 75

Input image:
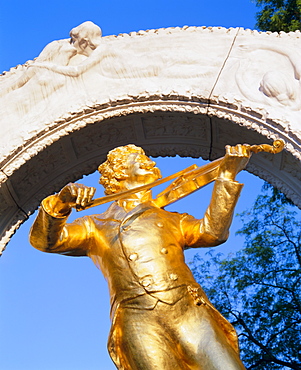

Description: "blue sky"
0 1 264 369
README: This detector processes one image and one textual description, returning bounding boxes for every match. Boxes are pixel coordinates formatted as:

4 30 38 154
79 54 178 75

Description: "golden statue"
29 141 284 370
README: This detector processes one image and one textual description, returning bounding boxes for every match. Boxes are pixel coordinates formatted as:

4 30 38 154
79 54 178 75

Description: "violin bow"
77 140 284 211
75 163 198 211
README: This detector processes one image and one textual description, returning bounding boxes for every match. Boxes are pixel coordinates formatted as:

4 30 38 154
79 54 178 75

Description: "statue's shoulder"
151 206 192 224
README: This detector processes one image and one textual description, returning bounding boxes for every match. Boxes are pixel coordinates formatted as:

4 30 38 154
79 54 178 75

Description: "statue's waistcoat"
88 202 201 310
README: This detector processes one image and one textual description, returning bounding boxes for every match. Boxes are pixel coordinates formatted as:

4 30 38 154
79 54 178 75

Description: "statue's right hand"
57 183 96 211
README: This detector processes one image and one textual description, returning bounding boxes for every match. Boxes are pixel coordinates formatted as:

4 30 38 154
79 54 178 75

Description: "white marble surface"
0 22 300 253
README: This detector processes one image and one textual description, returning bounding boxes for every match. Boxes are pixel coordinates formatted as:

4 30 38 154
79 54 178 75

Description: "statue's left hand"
218 144 251 181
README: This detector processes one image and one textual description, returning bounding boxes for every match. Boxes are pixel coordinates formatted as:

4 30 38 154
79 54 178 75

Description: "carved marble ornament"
0 21 301 253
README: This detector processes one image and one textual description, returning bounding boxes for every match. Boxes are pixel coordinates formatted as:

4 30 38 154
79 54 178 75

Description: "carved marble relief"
235 43 301 110
142 115 207 139
72 120 136 158
1 21 301 254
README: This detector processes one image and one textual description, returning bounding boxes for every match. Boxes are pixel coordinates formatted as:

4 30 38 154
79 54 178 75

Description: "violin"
77 140 284 211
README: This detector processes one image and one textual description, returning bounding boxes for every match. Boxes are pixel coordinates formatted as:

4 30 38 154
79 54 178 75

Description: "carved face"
121 153 162 190
71 37 90 56
70 21 101 56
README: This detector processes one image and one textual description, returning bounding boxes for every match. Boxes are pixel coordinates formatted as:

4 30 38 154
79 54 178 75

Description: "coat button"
156 222 164 228
141 277 153 287
160 248 168 254
128 253 138 261
169 273 178 281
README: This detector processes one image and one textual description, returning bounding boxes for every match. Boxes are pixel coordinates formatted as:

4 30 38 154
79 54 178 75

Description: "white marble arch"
1 22 301 254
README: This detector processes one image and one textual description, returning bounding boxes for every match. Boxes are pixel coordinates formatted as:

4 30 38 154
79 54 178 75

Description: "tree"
254 0 301 32
190 185 301 369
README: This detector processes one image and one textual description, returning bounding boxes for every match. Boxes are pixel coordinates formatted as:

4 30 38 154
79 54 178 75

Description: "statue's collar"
117 190 153 212
104 198 157 220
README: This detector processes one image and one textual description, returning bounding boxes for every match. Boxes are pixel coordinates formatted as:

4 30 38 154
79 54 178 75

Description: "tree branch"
230 310 301 370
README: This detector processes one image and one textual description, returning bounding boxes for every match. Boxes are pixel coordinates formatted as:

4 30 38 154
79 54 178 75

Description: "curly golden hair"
98 144 145 195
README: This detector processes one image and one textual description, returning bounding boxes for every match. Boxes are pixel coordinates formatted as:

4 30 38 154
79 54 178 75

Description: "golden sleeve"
180 178 243 248
29 195 91 256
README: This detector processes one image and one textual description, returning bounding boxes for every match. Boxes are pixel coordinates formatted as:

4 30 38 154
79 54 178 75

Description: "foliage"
254 0 301 32
190 185 301 369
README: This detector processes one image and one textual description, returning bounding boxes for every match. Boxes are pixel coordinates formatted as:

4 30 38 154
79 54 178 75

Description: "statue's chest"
92 207 184 257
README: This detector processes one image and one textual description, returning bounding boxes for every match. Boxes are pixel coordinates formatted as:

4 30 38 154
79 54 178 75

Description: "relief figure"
236 43 301 110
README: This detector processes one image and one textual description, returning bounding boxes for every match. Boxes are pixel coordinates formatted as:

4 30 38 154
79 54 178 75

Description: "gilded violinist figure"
30 142 284 369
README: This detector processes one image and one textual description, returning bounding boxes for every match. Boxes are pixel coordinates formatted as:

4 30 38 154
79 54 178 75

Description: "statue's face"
71 36 90 56
121 152 161 190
